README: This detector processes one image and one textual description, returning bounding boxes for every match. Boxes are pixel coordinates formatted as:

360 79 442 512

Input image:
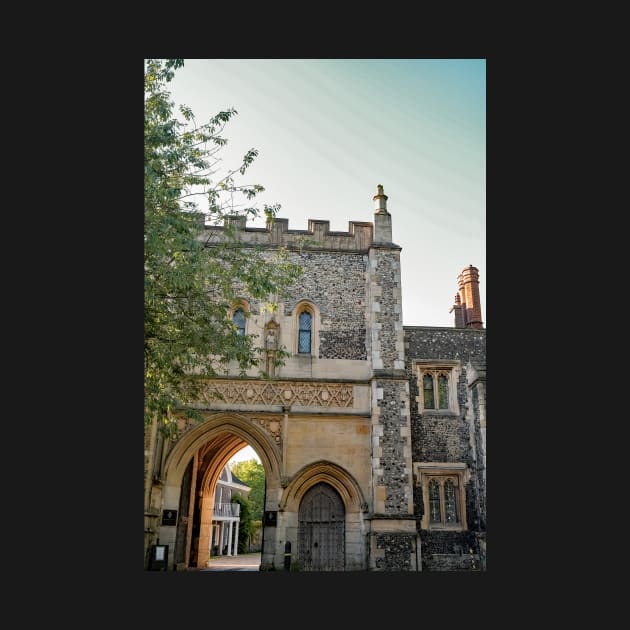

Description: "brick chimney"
457 265 484 329
449 293 465 328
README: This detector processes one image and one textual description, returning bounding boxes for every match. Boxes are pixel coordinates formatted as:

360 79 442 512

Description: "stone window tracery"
414 463 468 531
414 360 460 414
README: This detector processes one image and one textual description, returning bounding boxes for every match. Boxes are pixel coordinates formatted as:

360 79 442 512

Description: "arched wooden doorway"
298 482 345 571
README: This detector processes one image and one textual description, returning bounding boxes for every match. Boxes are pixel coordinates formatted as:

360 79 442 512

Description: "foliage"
144 59 303 437
230 458 265 521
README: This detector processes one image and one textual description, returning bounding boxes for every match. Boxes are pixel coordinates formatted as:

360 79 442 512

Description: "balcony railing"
213 502 241 518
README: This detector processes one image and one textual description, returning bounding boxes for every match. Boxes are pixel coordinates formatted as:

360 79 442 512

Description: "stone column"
227 518 233 555
233 520 240 556
198 495 213 568
218 522 225 555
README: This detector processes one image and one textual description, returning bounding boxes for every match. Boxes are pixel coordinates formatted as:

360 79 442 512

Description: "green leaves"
144 59 303 436
239 148 259 175
231 459 265 522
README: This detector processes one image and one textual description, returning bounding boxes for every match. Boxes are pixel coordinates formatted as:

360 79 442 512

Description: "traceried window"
416 363 458 413
425 475 460 527
298 311 312 354
423 374 434 409
233 309 246 336
438 374 449 410
429 479 441 523
444 479 458 524
422 370 450 409
414 463 468 531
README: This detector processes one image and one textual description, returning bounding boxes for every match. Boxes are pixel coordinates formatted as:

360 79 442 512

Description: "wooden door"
298 482 345 571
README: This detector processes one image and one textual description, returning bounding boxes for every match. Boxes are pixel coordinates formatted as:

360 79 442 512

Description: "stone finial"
455 293 461 304
373 184 389 214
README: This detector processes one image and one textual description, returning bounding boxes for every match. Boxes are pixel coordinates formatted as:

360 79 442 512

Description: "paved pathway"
198 552 261 571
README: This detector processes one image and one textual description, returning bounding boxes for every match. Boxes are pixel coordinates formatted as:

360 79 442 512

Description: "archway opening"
218 444 265 559
173 430 267 570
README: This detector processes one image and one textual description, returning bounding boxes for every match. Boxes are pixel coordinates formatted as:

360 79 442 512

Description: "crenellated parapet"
199 216 374 252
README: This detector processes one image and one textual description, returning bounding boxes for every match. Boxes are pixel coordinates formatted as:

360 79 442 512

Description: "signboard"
149 544 168 571
264 510 277 526
161 509 178 526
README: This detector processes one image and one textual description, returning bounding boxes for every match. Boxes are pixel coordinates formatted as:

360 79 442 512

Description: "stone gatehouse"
144 185 486 571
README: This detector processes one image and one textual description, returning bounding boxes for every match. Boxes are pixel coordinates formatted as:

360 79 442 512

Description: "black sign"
264 510 277 526
162 509 178 526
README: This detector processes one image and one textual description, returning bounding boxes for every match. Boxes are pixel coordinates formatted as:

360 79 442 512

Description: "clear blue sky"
167 58 486 328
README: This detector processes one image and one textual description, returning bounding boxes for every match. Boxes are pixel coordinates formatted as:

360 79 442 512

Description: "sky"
230 444 260 464
166 58 485 328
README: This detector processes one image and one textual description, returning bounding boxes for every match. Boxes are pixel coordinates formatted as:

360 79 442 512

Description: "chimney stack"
457 265 484 329
373 184 392 243
449 292 465 328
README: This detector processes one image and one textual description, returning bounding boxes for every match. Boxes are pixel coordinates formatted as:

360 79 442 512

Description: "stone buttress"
366 186 419 570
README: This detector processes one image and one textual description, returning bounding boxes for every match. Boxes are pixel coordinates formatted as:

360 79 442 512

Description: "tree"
144 59 303 437
230 459 265 521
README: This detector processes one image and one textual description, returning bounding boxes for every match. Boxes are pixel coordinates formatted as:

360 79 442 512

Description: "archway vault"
280 460 366 513
163 411 282 488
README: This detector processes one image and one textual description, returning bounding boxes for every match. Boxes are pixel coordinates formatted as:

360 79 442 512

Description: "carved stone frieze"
200 380 354 408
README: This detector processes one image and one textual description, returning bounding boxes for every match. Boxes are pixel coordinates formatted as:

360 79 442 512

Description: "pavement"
197 551 261 571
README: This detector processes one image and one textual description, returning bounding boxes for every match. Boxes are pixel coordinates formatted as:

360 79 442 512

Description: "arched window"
423 374 435 409
233 308 246 335
444 479 458 523
298 311 312 354
429 480 441 523
438 374 449 410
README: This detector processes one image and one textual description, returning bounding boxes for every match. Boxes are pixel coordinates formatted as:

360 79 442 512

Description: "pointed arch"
280 460 366 513
228 299 252 336
163 412 282 488
159 412 283 570
292 299 320 356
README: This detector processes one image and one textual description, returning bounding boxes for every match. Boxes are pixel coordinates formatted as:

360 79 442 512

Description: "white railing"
213 502 241 517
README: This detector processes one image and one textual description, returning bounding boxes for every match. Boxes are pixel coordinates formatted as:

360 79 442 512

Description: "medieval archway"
298 482 345 571
158 412 282 570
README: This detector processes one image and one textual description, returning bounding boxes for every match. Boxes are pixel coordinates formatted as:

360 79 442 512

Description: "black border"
49 47 561 615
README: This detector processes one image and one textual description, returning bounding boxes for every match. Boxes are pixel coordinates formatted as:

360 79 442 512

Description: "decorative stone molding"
253 416 283 447
166 414 198 442
200 380 354 408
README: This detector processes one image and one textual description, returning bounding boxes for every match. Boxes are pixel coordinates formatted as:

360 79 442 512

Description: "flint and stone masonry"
144 185 486 571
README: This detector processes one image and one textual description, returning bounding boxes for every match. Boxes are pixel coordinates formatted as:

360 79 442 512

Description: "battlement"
201 216 375 252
